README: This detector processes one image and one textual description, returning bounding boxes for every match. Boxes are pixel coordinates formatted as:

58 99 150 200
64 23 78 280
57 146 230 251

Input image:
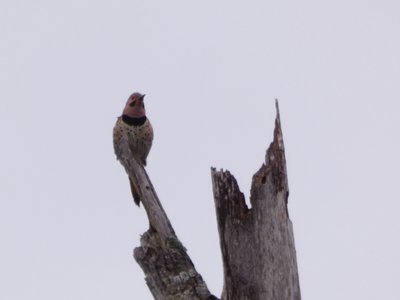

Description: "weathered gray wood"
116 100 301 299
117 135 216 299
211 100 301 300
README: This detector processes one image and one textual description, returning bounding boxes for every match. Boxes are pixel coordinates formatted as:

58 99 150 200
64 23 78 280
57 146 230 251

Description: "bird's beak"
139 94 146 100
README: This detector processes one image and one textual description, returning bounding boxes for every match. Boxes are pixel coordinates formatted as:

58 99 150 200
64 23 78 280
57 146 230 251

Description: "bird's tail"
129 177 141 206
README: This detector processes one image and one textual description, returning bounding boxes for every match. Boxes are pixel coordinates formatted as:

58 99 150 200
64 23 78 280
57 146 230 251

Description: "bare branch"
118 138 216 299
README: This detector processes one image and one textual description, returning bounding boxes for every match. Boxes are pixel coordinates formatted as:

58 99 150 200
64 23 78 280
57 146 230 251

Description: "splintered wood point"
211 100 301 300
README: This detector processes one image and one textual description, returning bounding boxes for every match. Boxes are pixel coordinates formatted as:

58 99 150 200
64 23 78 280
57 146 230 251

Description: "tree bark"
211 100 301 300
116 136 216 299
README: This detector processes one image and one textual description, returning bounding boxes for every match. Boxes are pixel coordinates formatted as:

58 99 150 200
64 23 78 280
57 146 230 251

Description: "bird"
113 92 153 206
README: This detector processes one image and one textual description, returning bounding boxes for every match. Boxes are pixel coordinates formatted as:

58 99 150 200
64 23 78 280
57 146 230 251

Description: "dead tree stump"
211 100 301 300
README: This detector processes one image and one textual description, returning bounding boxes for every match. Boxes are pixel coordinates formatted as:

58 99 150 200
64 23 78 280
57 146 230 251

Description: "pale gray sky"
1 1 400 299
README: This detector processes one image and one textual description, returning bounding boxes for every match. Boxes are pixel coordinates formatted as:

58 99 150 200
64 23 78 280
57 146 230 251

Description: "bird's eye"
129 100 136 107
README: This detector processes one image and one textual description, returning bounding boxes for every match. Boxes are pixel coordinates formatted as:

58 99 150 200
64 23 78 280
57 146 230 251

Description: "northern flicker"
113 92 153 206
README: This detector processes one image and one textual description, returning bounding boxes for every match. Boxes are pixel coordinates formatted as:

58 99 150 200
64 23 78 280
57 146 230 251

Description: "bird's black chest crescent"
122 115 147 126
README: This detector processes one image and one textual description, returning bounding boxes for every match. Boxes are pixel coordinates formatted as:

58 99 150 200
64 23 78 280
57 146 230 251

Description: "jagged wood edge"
211 100 301 300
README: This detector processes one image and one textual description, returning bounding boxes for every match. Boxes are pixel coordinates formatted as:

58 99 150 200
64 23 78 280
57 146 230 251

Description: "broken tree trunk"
116 135 216 299
211 100 301 300
115 100 300 299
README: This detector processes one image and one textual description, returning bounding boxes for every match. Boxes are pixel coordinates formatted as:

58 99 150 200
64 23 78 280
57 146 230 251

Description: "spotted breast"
113 92 153 206
113 116 153 166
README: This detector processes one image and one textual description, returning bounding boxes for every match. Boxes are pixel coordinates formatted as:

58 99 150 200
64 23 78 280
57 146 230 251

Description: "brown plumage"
113 93 153 205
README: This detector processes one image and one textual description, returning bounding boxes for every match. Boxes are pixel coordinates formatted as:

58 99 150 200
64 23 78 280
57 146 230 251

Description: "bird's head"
123 92 146 118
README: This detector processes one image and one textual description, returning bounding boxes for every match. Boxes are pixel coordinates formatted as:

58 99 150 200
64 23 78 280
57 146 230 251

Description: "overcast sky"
1 1 400 299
